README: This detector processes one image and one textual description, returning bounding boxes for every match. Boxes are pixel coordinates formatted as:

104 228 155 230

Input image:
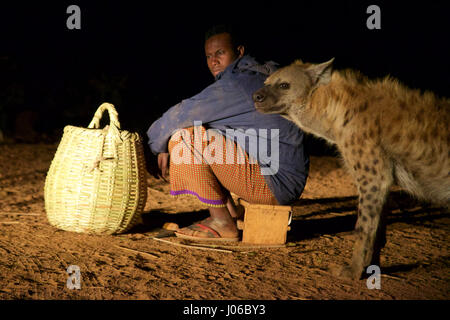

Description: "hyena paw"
329 263 363 281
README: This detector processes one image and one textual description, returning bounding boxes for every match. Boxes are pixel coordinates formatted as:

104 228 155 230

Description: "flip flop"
175 223 239 242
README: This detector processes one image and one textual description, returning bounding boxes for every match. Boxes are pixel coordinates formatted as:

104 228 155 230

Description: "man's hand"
158 152 170 180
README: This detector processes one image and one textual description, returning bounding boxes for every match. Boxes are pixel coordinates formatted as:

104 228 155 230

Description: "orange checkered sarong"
168 126 278 207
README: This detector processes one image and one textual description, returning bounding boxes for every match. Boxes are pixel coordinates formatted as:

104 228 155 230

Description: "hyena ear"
306 57 335 87
293 59 304 65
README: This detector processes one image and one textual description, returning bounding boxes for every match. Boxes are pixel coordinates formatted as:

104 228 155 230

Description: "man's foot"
175 217 239 242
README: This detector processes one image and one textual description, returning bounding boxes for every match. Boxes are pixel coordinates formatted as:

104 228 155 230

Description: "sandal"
175 223 239 242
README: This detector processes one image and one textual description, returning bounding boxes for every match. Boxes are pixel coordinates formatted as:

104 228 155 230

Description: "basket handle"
88 102 121 129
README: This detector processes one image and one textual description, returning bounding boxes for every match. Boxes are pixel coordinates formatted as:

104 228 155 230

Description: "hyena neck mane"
287 66 448 147
299 69 377 144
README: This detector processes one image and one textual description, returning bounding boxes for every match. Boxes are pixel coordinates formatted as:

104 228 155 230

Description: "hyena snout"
253 87 284 114
252 88 267 103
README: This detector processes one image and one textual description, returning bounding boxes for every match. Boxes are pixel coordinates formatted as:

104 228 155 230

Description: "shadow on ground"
129 190 448 245
288 190 448 242
127 209 210 234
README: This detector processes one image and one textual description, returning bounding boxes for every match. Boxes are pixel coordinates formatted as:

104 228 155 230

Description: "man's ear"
236 45 245 58
306 57 335 86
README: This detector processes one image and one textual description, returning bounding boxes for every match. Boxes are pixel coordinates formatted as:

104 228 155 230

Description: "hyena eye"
279 82 290 90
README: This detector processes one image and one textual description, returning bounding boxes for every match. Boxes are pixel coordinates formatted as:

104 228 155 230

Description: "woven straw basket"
44 103 147 234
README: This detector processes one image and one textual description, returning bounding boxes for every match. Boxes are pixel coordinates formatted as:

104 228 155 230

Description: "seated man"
147 25 309 241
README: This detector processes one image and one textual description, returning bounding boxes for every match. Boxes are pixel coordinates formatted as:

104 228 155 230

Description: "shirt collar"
214 55 277 80
214 56 243 81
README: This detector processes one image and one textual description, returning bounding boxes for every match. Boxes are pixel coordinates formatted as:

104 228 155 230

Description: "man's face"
205 32 243 77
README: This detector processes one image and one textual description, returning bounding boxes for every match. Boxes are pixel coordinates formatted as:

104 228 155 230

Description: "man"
147 25 309 241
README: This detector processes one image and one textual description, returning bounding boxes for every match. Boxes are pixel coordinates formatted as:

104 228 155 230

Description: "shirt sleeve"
146 78 251 154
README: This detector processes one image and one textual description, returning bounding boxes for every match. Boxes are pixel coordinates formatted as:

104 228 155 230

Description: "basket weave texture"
44 103 147 234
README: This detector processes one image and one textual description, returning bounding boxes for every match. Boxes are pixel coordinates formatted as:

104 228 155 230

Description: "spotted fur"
253 58 450 280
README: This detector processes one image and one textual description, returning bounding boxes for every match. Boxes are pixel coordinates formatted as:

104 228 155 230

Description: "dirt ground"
0 143 448 300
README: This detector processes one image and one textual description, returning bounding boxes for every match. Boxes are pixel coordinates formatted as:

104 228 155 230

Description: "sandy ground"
0 143 448 300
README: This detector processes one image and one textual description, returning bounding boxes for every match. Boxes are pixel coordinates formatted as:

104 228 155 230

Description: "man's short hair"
204 24 243 49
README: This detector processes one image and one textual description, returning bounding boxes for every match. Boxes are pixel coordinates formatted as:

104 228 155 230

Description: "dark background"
0 1 449 153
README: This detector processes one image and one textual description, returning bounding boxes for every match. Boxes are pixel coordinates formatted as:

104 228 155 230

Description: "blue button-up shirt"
147 55 309 204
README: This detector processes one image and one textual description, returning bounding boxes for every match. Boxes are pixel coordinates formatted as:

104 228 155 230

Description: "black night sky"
1 1 449 143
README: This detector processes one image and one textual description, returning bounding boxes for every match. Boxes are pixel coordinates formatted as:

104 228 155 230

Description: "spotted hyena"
253 58 450 280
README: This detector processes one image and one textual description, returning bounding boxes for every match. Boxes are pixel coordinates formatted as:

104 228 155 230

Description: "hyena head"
253 58 335 116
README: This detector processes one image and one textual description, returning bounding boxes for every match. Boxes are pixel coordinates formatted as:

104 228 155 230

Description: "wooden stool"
236 198 292 245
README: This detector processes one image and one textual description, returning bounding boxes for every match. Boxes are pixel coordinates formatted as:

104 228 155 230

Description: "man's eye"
279 83 290 89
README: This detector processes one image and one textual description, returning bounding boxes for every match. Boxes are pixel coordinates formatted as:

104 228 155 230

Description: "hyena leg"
368 205 389 266
336 149 393 280
351 199 390 277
